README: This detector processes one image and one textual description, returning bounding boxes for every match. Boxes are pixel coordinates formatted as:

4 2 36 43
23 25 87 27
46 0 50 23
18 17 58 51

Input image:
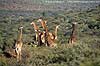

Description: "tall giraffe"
30 22 43 46
37 18 48 46
68 22 77 44
14 26 23 62
37 18 48 33
37 18 60 47
31 22 39 42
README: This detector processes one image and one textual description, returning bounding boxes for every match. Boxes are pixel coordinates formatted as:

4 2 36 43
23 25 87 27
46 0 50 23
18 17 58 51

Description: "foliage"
0 6 100 66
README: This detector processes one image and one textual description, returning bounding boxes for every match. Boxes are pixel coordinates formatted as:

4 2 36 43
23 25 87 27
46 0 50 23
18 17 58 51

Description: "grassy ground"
0 36 100 66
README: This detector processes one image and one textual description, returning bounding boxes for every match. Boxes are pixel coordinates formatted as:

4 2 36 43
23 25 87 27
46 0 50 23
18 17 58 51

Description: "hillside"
0 0 100 11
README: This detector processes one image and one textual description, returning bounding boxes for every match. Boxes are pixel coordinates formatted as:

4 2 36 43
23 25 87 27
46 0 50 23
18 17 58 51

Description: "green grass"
1 37 100 66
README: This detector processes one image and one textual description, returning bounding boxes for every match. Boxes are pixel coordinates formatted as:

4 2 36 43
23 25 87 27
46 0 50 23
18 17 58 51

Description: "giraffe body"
14 27 23 62
31 22 44 46
68 22 77 44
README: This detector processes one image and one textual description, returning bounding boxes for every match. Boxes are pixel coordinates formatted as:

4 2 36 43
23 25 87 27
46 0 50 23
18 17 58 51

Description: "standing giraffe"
30 22 43 46
31 22 39 42
68 22 77 44
14 26 23 62
37 18 60 47
37 18 48 32
37 18 48 46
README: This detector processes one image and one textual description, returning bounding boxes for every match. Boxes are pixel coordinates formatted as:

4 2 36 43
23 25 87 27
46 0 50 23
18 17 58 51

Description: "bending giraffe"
68 22 77 44
48 25 60 41
47 25 60 47
14 26 23 62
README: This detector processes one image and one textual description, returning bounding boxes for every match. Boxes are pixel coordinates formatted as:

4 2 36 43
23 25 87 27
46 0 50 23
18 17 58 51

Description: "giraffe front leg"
18 48 22 62
36 34 38 41
16 51 19 62
16 48 20 62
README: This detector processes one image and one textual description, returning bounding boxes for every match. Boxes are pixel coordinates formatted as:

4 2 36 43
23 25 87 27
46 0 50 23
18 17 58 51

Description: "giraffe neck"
54 26 58 40
32 23 39 31
18 28 23 42
72 24 76 36
40 20 48 33
40 20 49 46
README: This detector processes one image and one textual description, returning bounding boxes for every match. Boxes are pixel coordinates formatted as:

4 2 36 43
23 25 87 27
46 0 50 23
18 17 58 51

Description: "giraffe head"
72 22 77 25
56 25 60 29
37 18 43 22
31 21 39 32
30 22 35 25
19 26 23 30
37 18 47 24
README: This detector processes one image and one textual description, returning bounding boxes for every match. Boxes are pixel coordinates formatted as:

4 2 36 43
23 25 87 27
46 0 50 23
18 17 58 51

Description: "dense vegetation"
0 5 100 66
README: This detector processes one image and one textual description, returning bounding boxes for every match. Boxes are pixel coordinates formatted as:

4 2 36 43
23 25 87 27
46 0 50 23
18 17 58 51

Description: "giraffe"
14 26 23 62
37 18 48 33
31 22 39 42
41 31 46 44
37 18 60 47
30 22 43 46
68 22 77 44
47 25 60 42
47 34 56 47
37 18 49 46
47 25 60 47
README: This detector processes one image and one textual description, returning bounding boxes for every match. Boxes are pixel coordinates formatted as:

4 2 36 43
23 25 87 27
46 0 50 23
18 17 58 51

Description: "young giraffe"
14 26 23 62
30 22 43 46
68 22 77 44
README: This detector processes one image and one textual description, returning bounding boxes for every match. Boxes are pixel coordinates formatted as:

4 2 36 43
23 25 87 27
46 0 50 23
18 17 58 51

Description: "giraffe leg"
19 49 22 61
15 48 19 62
36 33 38 42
